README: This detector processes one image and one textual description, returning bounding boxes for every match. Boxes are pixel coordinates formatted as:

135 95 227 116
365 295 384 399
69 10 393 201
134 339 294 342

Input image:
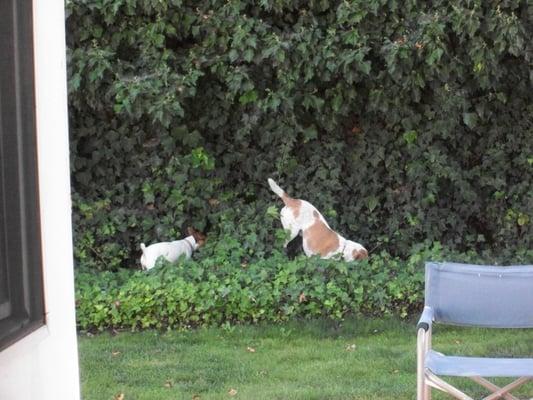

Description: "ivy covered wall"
66 0 532 270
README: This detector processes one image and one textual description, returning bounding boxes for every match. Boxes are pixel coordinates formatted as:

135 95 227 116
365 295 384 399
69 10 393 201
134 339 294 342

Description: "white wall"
0 1 80 399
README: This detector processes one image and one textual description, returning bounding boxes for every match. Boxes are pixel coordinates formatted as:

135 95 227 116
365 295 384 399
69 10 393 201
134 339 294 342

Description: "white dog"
268 178 368 261
140 227 206 270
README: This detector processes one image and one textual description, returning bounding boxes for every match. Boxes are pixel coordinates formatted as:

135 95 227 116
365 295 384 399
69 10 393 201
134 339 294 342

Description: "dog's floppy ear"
188 226 207 246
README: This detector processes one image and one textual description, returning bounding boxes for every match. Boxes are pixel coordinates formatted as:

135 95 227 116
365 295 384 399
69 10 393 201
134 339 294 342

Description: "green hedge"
66 0 533 270
75 243 533 331
75 248 425 331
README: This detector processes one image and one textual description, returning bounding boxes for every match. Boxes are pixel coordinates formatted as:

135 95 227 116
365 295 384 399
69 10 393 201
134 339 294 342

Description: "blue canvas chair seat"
416 262 533 400
426 350 533 377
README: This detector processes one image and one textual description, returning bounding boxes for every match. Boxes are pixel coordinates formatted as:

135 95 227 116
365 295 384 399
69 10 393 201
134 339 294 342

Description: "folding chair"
417 262 533 400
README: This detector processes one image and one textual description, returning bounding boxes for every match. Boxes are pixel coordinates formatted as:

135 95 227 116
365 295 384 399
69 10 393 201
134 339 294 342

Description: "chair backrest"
425 262 533 328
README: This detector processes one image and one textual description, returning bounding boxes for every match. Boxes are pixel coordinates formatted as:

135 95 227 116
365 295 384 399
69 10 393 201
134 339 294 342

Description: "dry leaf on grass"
192 395 201 400
111 351 121 356
246 346 256 353
345 344 356 351
114 394 124 400
228 388 238 396
164 379 173 388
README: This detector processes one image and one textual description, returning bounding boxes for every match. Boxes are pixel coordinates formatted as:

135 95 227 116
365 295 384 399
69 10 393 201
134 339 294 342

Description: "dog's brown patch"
187 227 207 247
282 194 301 219
304 211 339 257
352 248 368 260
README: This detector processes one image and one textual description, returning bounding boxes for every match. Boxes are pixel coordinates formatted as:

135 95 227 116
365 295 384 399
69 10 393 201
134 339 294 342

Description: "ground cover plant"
78 317 533 400
66 0 533 271
75 243 533 332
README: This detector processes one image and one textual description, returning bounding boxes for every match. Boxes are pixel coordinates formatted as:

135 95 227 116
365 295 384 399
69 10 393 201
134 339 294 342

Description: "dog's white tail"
268 178 285 198
140 243 146 252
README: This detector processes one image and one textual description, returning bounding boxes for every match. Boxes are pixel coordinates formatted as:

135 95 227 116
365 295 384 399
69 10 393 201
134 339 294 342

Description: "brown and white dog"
268 178 368 261
140 227 206 270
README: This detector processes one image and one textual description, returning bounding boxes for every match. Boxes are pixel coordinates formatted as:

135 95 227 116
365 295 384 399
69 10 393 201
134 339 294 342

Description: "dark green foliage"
75 243 533 331
66 0 533 270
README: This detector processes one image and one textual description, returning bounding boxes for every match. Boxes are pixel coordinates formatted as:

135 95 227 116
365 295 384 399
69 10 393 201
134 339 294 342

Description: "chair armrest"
417 306 434 331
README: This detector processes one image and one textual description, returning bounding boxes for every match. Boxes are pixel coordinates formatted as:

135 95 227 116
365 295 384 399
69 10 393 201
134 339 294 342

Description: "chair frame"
417 306 532 400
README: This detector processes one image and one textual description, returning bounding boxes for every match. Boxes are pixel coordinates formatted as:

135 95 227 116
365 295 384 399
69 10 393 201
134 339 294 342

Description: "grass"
78 317 533 400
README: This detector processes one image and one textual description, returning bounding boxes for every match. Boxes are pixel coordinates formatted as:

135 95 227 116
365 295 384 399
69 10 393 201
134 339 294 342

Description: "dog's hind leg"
280 207 299 247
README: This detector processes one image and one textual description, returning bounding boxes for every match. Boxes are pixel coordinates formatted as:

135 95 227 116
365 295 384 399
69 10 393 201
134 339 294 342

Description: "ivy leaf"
403 130 417 144
243 48 254 62
427 48 443 66
228 49 239 62
462 112 478 129
367 197 379 212
302 126 318 143
517 213 529 227
239 90 258 105
332 94 343 112
358 60 371 75
266 205 278 218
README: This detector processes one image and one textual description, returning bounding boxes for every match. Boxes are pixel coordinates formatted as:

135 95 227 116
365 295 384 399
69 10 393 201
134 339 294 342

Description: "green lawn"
78 317 533 400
